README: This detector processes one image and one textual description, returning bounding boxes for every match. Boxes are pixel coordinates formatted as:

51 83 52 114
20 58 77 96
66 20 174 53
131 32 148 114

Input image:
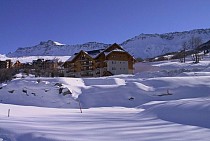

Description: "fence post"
8 109 10 117
78 99 82 113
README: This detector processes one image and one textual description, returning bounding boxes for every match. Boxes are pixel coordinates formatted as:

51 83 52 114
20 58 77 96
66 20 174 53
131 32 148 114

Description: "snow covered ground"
1 103 210 141
0 54 70 63
1 55 210 140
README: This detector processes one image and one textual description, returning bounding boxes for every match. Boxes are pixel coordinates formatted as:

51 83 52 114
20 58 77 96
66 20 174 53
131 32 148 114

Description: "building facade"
63 43 135 77
0 60 12 69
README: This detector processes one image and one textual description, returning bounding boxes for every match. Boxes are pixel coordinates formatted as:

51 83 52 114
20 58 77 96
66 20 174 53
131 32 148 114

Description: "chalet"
31 59 58 70
0 60 12 69
13 60 23 69
63 43 136 77
33 59 45 69
44 60 58 70
23 62 33 69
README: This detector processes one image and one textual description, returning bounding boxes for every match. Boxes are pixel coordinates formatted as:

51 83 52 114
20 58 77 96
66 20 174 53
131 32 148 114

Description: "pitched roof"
65 43 135 62
104 48 126 56
86 49 104 55
66 50 93 63
103 43 125 52
66 55 76 62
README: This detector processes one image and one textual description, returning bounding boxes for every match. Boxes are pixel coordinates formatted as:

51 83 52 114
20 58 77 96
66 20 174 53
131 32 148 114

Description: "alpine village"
0 43 136 81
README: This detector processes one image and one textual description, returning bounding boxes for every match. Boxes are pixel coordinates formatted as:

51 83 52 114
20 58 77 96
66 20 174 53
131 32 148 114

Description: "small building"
13 60 23 69
31 59 58 70
44 60 58 70
63 43 136 77
0 59 12 69
33 59 45 69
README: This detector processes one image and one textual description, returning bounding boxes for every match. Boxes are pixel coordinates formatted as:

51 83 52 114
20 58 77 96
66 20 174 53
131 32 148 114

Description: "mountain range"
6 28 210 59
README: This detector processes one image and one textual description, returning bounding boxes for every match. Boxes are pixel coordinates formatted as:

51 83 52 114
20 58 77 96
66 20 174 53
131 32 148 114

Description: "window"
112 67 116 70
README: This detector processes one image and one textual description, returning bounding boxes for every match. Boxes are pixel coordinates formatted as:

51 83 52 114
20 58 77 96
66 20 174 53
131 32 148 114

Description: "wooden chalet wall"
64 43 136 77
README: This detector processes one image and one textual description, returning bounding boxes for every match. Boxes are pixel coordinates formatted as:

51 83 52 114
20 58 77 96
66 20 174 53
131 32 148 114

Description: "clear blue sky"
0 0 210 54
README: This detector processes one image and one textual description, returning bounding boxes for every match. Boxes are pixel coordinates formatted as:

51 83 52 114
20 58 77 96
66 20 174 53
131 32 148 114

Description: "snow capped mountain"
6 28 210 59
121 28 210 59
7 40 110 57
39 40 65 46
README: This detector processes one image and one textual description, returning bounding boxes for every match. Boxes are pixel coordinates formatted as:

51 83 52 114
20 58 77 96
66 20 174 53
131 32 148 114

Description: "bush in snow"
8 90 15 93
0 68 18 83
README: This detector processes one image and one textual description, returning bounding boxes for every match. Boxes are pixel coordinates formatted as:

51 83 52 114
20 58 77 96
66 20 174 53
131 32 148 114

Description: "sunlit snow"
1 55 210 140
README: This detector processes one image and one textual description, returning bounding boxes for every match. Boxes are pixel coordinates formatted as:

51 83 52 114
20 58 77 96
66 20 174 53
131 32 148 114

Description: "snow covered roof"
86 49 103 55
89 54 100 58
86 49 104 58
104 48 126 56
111 48 126 52
66 55 76 62
65 43 134 61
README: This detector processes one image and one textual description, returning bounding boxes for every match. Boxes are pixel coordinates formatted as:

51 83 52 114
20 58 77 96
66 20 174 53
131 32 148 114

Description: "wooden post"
8 109 10 117
78 99 82 113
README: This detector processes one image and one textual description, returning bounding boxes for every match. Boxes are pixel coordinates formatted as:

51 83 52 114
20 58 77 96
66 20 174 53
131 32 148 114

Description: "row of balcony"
66 67 107 73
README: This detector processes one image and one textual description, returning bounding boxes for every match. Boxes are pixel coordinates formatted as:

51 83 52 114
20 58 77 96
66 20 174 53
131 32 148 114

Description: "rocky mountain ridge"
6 28 210 59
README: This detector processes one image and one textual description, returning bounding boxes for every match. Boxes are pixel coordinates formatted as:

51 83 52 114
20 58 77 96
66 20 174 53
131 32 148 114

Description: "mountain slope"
7 40 110 57
121 28 210 59
6 28 210 59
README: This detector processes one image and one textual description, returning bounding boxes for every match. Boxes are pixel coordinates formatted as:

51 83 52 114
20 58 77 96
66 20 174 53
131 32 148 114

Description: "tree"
191 53 200 63
181 41 188 63
181 36 202 63
136 57 144 62
0 68 18 83
188 36 202 49
189 36 202 63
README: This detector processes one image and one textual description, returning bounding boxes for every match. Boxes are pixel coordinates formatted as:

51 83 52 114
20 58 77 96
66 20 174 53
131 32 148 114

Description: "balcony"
66 69 75 73
79 57 90 61
81 63 93 66
81 68 93 72
81 72 93 77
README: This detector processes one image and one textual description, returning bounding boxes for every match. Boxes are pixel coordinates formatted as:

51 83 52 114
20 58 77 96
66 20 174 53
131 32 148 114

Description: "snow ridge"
7 40 110 57
121 28 210 59
6 28 210 59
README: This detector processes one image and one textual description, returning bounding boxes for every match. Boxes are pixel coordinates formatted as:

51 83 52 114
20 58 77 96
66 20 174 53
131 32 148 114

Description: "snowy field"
0 54 70 63
1 55 210 140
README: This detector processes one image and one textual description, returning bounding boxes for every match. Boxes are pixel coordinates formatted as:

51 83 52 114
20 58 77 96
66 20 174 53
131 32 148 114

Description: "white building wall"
107 60 128 75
